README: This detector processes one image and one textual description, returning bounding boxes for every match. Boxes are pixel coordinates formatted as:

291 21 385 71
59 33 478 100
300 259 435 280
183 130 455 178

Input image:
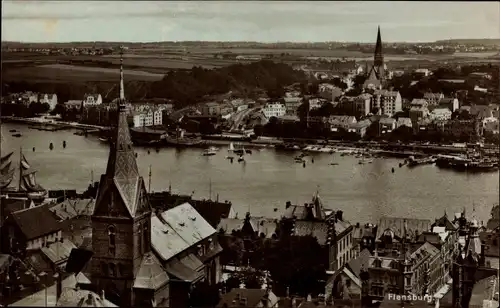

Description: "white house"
429 108 453 122
82 94 103 107
39 94 58 111
262 102 286 119
132 104 167 128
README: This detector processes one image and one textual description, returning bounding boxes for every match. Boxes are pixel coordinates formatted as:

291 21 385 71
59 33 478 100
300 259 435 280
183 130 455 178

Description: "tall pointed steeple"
93 47 150 219
119 46 125 100
374 26 383 67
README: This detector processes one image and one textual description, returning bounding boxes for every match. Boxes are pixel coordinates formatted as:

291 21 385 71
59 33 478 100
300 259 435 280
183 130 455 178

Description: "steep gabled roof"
92 52 150 219
10 205 62 240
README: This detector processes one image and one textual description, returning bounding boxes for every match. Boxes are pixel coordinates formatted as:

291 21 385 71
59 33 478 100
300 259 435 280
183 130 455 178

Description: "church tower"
90 47 154 305
373 26 385 83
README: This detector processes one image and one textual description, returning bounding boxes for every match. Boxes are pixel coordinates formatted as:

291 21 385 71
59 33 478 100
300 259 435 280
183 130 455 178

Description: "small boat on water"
358 158 374 164
99 137 109 143
238 156 245 163
9 129 16 133
202 147 217 156
329 162 339 166
407 155 436 167
12 133 22 137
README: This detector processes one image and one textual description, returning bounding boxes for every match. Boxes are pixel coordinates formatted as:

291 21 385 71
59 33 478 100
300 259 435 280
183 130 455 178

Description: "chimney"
54 272 62 301
336 210 343 221
286 201 292 209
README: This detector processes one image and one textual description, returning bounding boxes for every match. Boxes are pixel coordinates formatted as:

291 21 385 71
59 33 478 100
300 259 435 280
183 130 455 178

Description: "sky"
2 1 499 43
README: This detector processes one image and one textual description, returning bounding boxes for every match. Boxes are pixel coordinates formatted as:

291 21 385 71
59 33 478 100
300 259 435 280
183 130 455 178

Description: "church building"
82 48 222 307
363 26 389 90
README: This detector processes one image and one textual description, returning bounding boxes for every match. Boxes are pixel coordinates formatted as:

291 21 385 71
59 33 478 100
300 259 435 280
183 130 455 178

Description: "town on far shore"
1 23 499 308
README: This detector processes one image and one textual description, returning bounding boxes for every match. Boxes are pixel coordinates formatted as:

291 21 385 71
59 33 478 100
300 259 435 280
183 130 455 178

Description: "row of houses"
3 91 58 111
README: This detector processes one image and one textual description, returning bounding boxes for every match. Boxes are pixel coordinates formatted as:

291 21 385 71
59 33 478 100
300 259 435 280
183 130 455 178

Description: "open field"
2 64 164 83
2 46 498 85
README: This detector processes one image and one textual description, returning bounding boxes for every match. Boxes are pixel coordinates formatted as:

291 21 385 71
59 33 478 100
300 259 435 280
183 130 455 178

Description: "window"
143 223 149 250
108 226 116 254
101 262 108 275
109 263 116 276
118 264 125 277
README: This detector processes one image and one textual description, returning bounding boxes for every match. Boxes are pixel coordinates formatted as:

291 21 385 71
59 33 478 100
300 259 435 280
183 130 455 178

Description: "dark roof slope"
10 206 62 240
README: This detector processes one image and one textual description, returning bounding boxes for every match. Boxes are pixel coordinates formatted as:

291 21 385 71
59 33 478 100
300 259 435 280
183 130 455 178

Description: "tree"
188 281 220 308
261 235 327 297
253 124 264 137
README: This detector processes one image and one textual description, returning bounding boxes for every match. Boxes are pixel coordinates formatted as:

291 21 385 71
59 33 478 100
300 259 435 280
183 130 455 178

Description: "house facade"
371 90 402 117
262 102 286 118
1 205 62 257
39 94 58 111
82 94 103 107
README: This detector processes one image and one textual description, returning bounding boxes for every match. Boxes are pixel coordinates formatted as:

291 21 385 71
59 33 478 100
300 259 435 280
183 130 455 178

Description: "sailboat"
226 142 235 159
18 149 47 200
0 151 15 190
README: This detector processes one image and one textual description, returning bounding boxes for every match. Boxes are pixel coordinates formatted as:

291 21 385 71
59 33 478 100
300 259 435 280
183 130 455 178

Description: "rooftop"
10 205 62 240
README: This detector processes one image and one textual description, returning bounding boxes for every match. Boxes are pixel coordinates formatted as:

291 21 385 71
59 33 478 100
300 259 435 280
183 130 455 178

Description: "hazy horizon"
2 1 499 44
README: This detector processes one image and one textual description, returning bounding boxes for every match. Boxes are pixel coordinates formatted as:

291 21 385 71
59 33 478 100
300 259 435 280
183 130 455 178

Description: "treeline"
147 60 306 106
2 60 306 110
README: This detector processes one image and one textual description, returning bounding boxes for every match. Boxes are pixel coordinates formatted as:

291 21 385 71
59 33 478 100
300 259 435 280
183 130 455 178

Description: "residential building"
379 118 396 134
262 102 286 118
0 205 62 256
64 100 83 110
216 288 279 308
470 104 494 120
409 105 430 126
423 92 444 105
219 102 234 116
278 115 300 123
39 93 58 111
309 98 323 110
325 248 372 304
484 119 499 135
429 108 452 122
338 94 371 119
396 117 412 129
371 90 402 117
202 102 221 116
438 97 460 112
480 228 500 270
348 120 372 137
131 105 166 128
410 99 429 108
352 223 377 254
363 217 440 301
283 192 355 272
283 97 303 115
318 84 343 102
82 94 103 107
414 68 431 78
329 115 357 132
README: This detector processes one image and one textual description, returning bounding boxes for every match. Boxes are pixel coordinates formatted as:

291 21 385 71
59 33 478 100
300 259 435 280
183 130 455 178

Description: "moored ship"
407 155 436 167
164 128 202 147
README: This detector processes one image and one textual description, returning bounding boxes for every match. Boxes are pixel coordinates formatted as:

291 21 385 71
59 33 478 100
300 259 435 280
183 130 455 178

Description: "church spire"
93 48 150 219
374 26 384 67
119 46 125 100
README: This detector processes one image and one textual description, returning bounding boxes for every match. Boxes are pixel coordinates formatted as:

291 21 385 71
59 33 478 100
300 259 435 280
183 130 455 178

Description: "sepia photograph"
0 1 499 307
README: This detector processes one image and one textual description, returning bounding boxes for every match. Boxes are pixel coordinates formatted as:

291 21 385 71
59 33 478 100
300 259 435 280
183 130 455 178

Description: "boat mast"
18 147 22 191
148 165 152 193
209 178 212 201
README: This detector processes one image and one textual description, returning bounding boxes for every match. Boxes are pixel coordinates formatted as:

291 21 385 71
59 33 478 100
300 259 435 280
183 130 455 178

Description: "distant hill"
434 39 500 46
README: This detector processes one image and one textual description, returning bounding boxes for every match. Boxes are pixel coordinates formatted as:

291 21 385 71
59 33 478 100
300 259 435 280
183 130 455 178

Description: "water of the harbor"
2 123 499 224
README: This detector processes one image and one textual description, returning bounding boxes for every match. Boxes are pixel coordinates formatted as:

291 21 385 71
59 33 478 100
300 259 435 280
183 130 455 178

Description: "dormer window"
108 226 116 254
